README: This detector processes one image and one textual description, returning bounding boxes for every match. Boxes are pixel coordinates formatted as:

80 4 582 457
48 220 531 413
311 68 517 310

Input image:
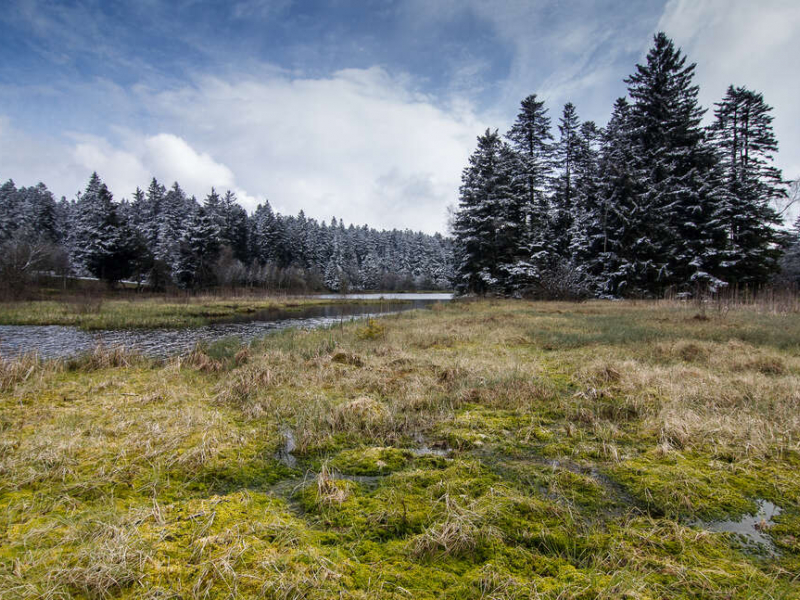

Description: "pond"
0 296 450 360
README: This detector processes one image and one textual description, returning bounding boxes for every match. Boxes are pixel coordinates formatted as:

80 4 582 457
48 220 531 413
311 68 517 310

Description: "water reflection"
697 499 782 554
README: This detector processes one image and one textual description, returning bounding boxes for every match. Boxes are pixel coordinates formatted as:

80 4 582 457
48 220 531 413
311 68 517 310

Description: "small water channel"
0 295 451 360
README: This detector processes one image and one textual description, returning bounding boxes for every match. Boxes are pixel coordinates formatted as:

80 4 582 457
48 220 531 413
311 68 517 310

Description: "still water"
0 295 450 360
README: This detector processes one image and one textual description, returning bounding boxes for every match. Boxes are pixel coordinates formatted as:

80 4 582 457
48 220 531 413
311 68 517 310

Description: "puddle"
410 434 451 457
275 429 298 469
697 499 782 554
409 445 450 457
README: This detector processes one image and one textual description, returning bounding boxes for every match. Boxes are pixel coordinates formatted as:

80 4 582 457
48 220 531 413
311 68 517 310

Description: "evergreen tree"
453 129 528 294
593 98 646 296
143 178 166 251
174 205 220 289
0 180 21 242
219 190 249 262
70 172 135 283
710 85 785 286
251 201 280 264
156 182 188 271
623 32 725 295
552 103 581 257
505 95 554 275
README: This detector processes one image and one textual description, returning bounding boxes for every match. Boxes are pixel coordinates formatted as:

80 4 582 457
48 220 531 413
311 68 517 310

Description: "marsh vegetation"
1 300 799 598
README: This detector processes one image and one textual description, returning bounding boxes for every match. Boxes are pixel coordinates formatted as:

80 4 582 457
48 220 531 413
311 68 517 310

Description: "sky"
1 0 798 233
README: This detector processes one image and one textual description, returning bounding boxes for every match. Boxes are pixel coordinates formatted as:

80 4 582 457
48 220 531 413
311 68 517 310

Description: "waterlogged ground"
1 300 799 599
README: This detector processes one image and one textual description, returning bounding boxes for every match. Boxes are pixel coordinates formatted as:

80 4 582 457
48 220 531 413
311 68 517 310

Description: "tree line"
453 32 800 298
0 174 454 296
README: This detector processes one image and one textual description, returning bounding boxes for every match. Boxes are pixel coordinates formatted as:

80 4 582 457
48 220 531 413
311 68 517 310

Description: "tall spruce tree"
505 95 554 276
0 180 22 242
594 98 646 295
453 129 527 294
565 120 602 292
552 102 581 258
144 178 166 252
70 172 136 283
219 190 249 262
623 32 725 295
710 85 785 286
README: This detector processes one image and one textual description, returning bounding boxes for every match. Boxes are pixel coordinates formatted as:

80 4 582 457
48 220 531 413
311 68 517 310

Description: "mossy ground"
1 300 799 598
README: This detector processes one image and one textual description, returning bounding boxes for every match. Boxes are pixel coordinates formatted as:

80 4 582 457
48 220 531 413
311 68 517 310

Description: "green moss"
330 446 414 475
608 451 759 520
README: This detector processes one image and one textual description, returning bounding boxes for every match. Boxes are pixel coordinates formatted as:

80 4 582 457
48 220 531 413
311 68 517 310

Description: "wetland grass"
1 300 799 598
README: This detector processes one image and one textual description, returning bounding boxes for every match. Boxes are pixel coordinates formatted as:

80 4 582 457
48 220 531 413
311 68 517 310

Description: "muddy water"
0 298 447 360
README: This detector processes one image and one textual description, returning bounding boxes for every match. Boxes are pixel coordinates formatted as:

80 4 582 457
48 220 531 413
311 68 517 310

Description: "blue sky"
1 0 798 232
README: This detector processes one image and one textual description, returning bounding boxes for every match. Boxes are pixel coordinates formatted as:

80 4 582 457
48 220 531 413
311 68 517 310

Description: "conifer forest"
0 174 453 296
453 33 799 298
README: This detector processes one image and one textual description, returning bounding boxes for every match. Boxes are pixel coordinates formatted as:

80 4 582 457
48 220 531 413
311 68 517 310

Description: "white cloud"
0 116 87 198
67 131 246 204
657 0 800 184
1 117 253 206
137 66 485 231
142 133 235 193
72 134 150 197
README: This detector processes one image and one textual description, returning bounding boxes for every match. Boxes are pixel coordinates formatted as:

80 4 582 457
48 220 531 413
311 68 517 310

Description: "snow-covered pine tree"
303 219 322 271
453 129 526 294
11 183 59 243
453 130 499 294
623 32 725 296
129 187 146 237
203 188 225 245
174 204 220 290
219 190 249 263
0 180 22 242
559 120 602 296
505 94 555 285
593 98 646 296
551 103 581 258
324 230 346 292
710 85 785 286
250 201 280 264
358 252 381 290
143 178 166 252
156 182 189 272
70 172 136 283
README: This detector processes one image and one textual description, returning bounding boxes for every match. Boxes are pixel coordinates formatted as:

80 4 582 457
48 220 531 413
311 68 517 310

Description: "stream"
0 294 452 360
